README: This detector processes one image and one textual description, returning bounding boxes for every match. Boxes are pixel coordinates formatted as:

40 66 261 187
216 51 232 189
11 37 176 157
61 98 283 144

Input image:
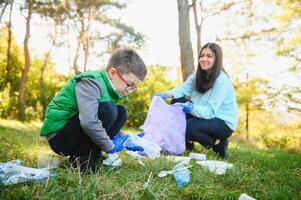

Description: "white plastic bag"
124 135 161 159
196 160 233 175
0 160 56 185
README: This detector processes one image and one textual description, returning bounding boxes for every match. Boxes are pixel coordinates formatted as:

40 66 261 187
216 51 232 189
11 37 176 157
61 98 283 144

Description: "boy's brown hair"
107 48 147 80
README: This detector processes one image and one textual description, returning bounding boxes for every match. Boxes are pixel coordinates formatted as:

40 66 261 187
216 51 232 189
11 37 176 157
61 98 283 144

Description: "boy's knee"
117 105 128 122
98 102 118 121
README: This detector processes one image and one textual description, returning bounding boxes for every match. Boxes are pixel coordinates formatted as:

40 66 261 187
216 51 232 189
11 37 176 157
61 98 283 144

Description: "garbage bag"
143 96 187 155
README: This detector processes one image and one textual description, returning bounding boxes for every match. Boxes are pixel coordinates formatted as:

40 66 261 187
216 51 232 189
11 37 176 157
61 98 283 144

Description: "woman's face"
199 48 215 72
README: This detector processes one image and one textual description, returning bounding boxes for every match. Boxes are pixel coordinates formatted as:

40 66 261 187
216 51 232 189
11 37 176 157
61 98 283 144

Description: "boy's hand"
106 134 129 154
153 93 169 100
179 102 194 113
125 141 144 152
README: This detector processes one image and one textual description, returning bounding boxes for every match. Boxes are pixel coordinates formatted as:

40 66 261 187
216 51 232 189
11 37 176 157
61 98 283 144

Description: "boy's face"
107 67 142 96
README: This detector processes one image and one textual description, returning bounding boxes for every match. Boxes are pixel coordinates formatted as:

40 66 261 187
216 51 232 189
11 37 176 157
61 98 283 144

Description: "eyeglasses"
116 71 137 93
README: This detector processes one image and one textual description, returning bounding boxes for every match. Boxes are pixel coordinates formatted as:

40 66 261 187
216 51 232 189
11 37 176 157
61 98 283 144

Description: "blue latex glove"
106 134 129 154
181 102 194 113
125 139 144 152
153 93 169 100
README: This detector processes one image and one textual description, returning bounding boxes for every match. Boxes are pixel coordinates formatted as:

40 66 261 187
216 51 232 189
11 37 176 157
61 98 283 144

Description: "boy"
40 48 147 172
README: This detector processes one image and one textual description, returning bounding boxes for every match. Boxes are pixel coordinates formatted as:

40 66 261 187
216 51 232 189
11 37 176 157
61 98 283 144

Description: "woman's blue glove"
180 102 194 113
106 134 129 154
153 93 169 100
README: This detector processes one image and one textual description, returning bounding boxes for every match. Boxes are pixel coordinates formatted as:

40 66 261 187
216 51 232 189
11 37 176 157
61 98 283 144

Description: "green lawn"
0 119 300 200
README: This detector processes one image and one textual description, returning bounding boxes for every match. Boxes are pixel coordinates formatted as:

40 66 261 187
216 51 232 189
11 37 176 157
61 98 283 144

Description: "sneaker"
186 141 195 151
213 139 229 159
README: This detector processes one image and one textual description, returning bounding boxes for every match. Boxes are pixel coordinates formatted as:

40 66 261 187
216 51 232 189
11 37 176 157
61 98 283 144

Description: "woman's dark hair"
195 43 225 93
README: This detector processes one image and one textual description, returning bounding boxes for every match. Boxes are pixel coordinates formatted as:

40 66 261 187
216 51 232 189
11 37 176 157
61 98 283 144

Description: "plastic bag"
173 162 191 188
239 193 256 200
143 96 187 155
188 152 206 161
0 160 57 185
196 160 233 175
37 156 59 169
124 135 161 159
103 153 122 167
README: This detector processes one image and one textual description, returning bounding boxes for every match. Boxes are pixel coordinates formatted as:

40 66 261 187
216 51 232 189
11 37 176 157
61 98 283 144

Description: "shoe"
186 141 195 151
213 139 229 159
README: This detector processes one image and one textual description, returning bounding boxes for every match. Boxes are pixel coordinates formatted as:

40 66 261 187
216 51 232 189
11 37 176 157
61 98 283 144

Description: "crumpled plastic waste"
166 156 191 165
103 153 122 167
0 160 58 185
238 193 256 200
143 96 187 155
124 135 161 159
37 156 60 169
158 162 192 188
173 162 191 188
188 152 206 161
125 151 145 166
196 160 233 175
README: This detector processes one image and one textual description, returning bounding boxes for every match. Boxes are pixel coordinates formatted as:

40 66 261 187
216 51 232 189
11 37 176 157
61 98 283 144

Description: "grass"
0 119 301 200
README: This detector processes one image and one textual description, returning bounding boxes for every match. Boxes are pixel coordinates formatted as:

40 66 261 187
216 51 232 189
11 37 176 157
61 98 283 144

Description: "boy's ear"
107 67 117 77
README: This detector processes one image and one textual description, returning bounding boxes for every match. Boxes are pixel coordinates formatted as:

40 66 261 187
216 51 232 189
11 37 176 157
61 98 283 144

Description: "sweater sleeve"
190 76 229 119
171 71 196 98
75 78 114 151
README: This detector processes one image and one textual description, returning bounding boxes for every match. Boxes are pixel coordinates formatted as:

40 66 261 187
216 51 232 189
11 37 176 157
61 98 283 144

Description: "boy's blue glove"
153 93 169 100
106 134 129 154
125 139 144 152
137 132 145 137
180 102 194 113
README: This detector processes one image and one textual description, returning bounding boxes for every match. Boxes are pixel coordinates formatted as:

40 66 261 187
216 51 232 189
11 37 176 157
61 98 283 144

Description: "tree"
18 0 33 121
5 0 13 86
64 0 144 74
177 0 194 81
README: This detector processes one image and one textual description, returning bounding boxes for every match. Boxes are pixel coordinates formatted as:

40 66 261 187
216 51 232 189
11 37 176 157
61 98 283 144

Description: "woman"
154 43 238 159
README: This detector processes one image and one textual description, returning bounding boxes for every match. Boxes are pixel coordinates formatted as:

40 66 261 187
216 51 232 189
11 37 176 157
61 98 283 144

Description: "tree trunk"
18 1 32 121
83 7 92 72
40 26 56 119
192 0 202 54
5 2 13 86
73 37 81 75
177 0 195 81
246 73 249 140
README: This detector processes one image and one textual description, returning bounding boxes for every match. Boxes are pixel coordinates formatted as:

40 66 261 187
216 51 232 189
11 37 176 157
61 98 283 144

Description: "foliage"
0 119 300 199
0 28 68 120
122 65 179 128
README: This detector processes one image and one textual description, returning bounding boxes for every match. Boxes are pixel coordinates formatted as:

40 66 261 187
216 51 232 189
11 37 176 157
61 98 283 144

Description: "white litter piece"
158 165 193 178
238 193 256 200
196 160 233 175
188 152 206 161
0 160 56 185
37 156 59 169
103 154 122 167
124 135 161 159
166 156 191 165
143 171 152 189
125 151 145 166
